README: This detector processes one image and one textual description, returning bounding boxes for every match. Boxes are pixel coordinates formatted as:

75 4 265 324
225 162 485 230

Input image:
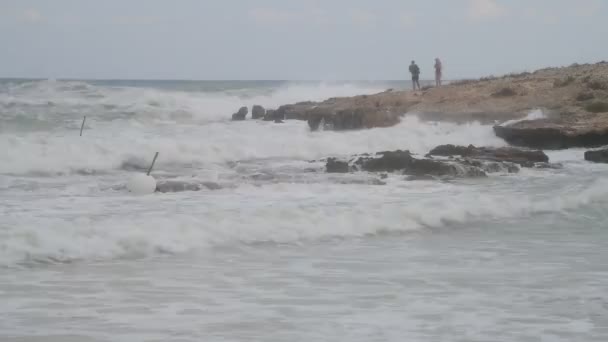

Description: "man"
434 58 443 87
409 60 421 91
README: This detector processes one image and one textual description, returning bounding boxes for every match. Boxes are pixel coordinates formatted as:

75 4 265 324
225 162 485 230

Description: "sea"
1 79 607 342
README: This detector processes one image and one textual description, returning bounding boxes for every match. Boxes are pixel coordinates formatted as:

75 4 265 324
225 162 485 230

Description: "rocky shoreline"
323 145 555 180
232 62 608 148
227 62 608 172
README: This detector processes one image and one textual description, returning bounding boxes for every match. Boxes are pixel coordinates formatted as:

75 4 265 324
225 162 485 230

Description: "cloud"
523 8 560 25
22 9 43 23
467 0 508 21
113 15 162 25
349 9 377 29
573 0 602 17
248 8 293 25
248 7 330 28
398 12 417 28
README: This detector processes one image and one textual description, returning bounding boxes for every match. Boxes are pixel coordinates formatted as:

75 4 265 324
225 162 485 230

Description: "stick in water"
147 152 159 176
80 116 87 136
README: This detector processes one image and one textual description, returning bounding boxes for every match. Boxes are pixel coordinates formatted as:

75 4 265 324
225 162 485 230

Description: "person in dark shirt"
409 61 421 91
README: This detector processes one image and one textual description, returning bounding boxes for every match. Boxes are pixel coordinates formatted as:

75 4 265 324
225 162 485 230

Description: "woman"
434 58 443 87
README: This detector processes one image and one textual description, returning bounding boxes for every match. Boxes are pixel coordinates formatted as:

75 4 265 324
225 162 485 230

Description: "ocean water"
1 79 607 342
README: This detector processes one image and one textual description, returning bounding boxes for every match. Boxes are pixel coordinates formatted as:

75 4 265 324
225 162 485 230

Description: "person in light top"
434 58 443 87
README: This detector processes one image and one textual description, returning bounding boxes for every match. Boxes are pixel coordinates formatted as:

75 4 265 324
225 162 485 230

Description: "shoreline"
234 61 608 150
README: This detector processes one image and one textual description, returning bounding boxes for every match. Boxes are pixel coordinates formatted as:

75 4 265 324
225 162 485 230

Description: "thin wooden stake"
147 152 159 176
80 116 87 136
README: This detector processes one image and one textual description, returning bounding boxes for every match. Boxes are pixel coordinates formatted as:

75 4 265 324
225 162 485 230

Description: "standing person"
434 58 443 87
409 60 421 91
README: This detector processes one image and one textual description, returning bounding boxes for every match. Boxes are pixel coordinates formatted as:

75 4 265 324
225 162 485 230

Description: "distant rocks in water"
252 105 266 120
324 145 555 179
584 148 608 163
263 109 285 122
326 158 349 173
255 91 411 131
155 180 222 193
427 144 549 167
325 150 487 178
231 106 248 121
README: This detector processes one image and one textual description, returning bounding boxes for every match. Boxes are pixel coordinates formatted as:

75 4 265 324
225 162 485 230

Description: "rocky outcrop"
231 106 248 121
231 62 608 134
494 117 608 149
584 148 608 163
427 144 549 167
326 158 350 173
263 109 283 122
252 105 265 119
355 150 481 177
324 145 554 179
155 180 222 193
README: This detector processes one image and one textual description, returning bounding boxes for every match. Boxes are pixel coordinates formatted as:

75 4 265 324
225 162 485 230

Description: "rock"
344 150 487 178
427 144 476 157
584 148 608 163
405 174 437 181
263 109 283 121
274 119 284 124
428 144 549 166
261 62 608 132
492 87 518 97
252 105 266 119
494 119 608 149
155 180 222 193
354 150 414 172
276 102 315 120
323 144 559 181
231 106 248 121
326 158 349 173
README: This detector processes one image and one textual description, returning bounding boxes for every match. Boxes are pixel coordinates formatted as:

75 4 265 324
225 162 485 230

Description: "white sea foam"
0 117 504 176
0 80 606 267
1 177 607 266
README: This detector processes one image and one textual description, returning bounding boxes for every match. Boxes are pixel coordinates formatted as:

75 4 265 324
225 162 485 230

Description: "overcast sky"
1 0 606 80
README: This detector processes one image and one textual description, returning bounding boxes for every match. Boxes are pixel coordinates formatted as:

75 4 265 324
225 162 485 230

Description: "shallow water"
1 79 607 341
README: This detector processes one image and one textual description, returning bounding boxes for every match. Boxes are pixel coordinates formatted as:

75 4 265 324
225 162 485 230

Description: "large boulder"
275 102 316 120
494 117 608 149
428 144 549 167
584 148 608 163
252 105 266 119
326 158 349 173
322 144 556 180
231 106 248 121
326 150 488 178
263 90 412 131
263 109 284 122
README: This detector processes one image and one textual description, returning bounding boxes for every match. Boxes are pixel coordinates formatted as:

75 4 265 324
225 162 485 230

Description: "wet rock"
533 162 563 169
231 106 248 121
428 144 549 166
326 158 349 173
355 150 415 172
347 150 487 178
584 148 608 163
405 174 437 181
155 180 222 193
263 109 283 121
276 102 315 120
494 119 608 149
252 105 266 119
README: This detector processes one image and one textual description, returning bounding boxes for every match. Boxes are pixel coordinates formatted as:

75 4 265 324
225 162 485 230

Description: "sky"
1 0 607 80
